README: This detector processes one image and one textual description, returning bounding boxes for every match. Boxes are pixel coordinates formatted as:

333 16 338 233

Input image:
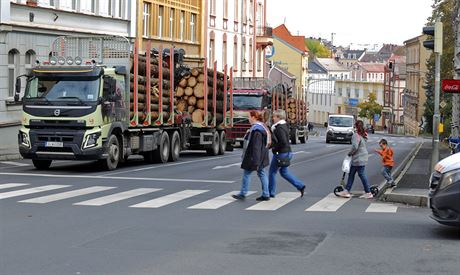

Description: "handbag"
276 153 291 167
342 156 352 173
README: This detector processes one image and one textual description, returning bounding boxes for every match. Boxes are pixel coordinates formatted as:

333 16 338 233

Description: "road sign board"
374 114 380 122
442 79 460 93
265 45 275 58
440 101 447 108
348 98 359 107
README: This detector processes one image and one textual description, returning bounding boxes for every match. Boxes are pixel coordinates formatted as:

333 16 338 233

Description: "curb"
378 142 429 207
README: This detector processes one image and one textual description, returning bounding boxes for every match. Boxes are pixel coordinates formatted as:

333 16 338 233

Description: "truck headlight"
19 131 30 148
83 132 101 149
438 169 460 190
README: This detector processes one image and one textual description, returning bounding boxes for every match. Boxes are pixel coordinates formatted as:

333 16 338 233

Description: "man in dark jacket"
269 110 306 198
233 111 271 201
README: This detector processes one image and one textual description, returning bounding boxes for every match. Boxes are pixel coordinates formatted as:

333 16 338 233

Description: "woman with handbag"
337 120 373 199
268 110 306 198
232 111 271 201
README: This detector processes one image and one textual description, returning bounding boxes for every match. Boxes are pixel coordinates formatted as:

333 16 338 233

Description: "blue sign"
265 45 275 58
374 114 380 122
348 98 359 107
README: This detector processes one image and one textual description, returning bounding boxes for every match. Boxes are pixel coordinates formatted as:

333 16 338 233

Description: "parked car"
365 124 375 134
429 153 460 227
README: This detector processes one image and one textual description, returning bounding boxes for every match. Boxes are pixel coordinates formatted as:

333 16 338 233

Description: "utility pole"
453 1 460 138
331 33 336 58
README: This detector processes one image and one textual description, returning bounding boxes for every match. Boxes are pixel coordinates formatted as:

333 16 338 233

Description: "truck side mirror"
14 77 21 102
324 122 328 127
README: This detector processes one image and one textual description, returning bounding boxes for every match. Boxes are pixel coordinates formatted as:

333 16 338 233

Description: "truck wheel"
218 131 226 155
206 132 219 156
226 143 234 152
101 134 120 171
291 130 299 145
154 132 170 163
169 131 181 162
32 159 52 170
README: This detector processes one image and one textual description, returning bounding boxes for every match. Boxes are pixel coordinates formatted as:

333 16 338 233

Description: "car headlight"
328 128 334 134
19 131 30 148
83 132 101 149
438 169 460 190
429 171 442 190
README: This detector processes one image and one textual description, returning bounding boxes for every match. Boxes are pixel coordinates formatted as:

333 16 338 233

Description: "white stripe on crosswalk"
74 188 162 206
0 185 70 200
246 192 298 211
188 191 256 209
0 161 30 167
365 203 398 213
0 183 29 190
129 190 209 208
19 186 115 204
305 193 350 212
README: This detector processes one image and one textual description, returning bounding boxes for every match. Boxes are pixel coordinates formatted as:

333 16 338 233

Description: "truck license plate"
45 141 63 148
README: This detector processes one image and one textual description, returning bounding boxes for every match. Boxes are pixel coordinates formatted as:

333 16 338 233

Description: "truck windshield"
329 117 353 127
25 77 100 103
233 95 263 110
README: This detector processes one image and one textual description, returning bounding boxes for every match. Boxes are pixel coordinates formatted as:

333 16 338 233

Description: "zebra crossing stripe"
0 185 70 200
365 203 398 213
305 193 350 212
0 183 29 190
129 190 209 208
19 186 116 204
74 188 162 206
245 192 298 211
188 191 256 209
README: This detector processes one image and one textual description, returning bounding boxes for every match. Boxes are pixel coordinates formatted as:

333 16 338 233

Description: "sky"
267 0 434 49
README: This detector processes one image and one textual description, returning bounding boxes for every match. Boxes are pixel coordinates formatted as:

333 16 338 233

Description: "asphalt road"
0 134 458 275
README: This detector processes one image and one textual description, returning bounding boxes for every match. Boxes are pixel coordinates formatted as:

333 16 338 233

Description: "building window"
210 0 216 16
38 0 55 8
243 0 247 22
190 13 196 42
233 39 238 71
80 0 96 13
114 0 123 18
158 6 164 38
223 40 227 69
179 11 185 41
248 0 254 24
59 0 76 10
169 8 175 39
223 0 228 19
209 39 215 67
25 50 36 74
8 49 19 97
98 0 110 16
242 39 246 71
143 3 150 37
257 49 262 72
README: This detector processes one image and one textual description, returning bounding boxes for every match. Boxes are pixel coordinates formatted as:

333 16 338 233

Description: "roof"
358 62 385 72
273 24 308 54
308 60 327 74
316 58 350 72
341 49 366 60
360 53 382 63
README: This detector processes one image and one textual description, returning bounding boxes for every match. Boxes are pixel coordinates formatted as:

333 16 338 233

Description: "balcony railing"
256 26 273 37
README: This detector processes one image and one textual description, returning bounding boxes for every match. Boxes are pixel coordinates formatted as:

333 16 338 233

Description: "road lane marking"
365 203 398 213
326 145 337 148
0 161 30 167
246 192 298 211
212 163 240 170
19 186 116 204
305 193 351 212
130 190 209 208
0 185 70 200
0 183 29 190
0 172 234 184
188 191 256 209
74 188 162 206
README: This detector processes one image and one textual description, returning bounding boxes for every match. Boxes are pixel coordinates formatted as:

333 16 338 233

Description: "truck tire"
32 159 52 170
154 132 170 163
218 131 226 155
101 134 120 171
291 129 299 145
169 131 181 162
226 143 234 152
299 135 306 144
206 132 219 156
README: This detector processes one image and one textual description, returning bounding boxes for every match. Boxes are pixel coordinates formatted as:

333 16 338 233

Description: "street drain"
227 231 327 256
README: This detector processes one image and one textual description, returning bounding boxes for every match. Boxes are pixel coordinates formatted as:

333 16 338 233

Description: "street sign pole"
453 2 460 138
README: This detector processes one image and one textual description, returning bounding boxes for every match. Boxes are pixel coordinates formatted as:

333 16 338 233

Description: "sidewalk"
380 141 451 207
0 124 21 161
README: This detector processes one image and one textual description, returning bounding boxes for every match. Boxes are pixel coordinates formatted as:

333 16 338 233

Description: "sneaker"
337 190 351 198
256 196 270 201
232 194 246 200
359 192 374 199
390 182 397 188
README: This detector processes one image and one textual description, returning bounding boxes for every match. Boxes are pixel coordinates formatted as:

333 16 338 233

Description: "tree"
358 92 383 125
305 39 331 58
423 0 455 135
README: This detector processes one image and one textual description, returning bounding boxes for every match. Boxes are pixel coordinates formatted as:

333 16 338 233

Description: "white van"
325 114 355 143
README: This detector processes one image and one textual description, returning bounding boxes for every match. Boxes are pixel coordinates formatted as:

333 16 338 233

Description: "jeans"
345 165 371 193
239 168 269 197
268 152 305 196
381 166 394 183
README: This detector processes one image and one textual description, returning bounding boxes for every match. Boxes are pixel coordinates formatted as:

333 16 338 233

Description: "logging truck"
15 36 233 170
227 85 308 147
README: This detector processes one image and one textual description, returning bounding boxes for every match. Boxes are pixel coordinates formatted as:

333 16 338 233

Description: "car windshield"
25 77 100 104
329 117 353 127
233 95 263 110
